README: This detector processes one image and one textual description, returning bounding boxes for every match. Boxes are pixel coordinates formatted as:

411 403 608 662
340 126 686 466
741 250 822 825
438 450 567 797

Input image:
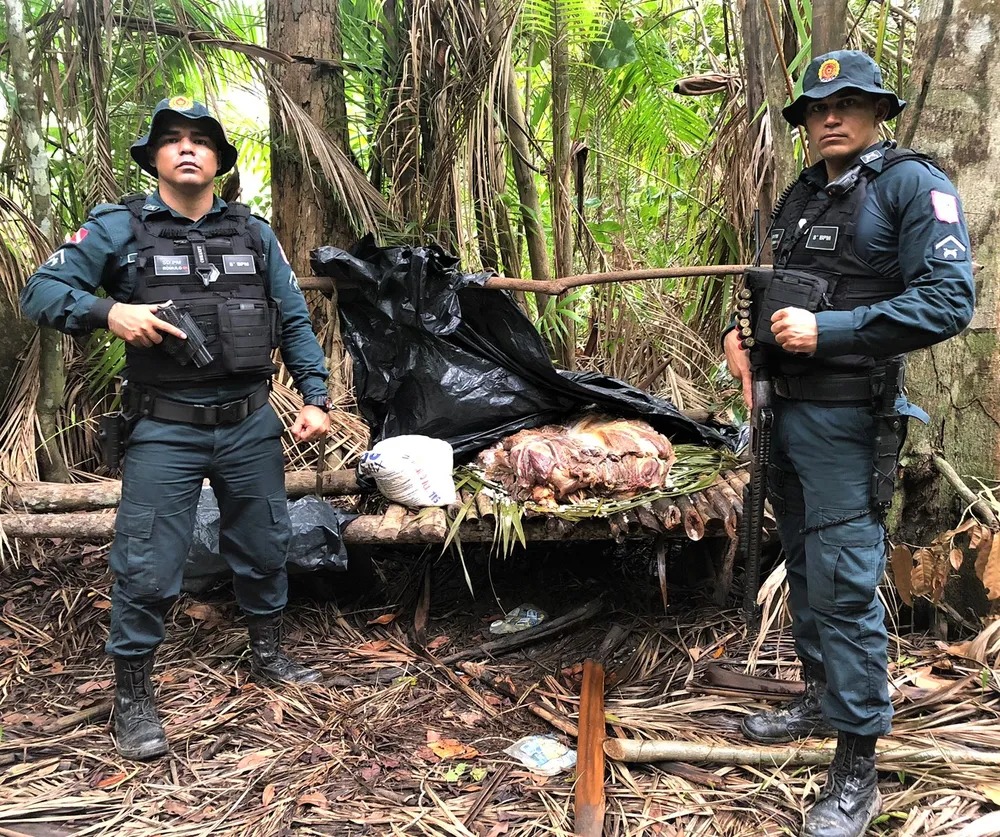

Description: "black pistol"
156 301 213 368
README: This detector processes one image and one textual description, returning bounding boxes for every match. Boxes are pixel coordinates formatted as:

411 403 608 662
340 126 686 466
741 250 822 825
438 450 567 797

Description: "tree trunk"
267 0 354 401
4 0 69 482
550 0 575 370
811 0 850 55
0 300 33 404
896 1 1000 546
500 53 551 314
741 0 797 248
481 0 523 294
487 0 548 312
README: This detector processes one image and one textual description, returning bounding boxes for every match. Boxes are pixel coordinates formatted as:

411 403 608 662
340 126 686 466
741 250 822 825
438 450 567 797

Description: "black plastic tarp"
183 487 355 593
312 237 736 459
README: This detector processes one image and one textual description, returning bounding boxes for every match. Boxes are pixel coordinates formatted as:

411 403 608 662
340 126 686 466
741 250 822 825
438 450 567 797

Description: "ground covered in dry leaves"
2 540 999 836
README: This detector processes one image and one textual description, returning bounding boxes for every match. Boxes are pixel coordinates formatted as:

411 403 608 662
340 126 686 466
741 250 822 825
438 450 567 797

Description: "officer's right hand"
723 328 753 410
107 303 187 348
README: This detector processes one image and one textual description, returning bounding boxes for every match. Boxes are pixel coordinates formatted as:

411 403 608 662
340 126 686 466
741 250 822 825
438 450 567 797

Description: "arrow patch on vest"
153 255 191 276
805 225 839 251
222 254 256 274
933 235 967 261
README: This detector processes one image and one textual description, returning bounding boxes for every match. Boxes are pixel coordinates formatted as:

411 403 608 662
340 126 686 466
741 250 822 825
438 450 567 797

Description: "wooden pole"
298 264 752 297
0 512 726 543
3 469 361 512
575 660 606 837
604 737 1000 767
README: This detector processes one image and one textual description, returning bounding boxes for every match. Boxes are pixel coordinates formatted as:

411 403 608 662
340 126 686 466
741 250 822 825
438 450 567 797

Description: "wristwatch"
305 395 335 413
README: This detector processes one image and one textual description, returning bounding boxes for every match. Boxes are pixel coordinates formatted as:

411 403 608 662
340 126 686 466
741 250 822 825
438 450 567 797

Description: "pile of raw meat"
476 415 676 507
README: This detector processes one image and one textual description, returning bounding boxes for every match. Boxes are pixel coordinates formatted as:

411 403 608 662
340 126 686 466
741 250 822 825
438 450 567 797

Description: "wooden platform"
0 468 755 545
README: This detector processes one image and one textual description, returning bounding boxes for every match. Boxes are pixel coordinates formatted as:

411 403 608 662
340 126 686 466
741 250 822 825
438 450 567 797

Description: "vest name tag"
805 225 839 251
222 254 256 274
154 255 191 275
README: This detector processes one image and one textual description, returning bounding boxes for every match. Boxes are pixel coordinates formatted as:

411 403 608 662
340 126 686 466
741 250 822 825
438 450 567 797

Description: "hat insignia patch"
168 95 193 111
818 59 840 83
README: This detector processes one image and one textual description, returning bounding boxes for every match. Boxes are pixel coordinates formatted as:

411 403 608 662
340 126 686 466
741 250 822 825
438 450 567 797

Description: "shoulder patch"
43 249 66 268
66 227 89 245
933 235 968 261
930 190 960 224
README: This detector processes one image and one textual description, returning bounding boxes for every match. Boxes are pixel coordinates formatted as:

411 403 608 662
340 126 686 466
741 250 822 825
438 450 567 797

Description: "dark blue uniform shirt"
20 191 329 404
801 143 975 358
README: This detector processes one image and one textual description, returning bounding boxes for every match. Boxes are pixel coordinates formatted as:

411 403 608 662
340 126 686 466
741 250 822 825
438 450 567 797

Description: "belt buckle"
216 397 249 424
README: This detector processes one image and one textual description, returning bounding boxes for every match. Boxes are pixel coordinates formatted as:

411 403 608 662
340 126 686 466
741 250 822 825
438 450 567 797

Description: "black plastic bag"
311 237 737 459
183 488 355 593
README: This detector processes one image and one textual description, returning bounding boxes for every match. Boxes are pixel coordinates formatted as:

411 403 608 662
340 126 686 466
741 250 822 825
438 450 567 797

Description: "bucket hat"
130 95 238 177
782 50 906 125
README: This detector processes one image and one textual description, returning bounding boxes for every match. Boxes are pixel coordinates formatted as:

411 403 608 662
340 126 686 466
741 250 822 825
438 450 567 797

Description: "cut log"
376 504 410 541
474 492 495 521
711 475 744 528
675 495 704 541
634 504 663 534
0 511 727 543
690 491 721 531
651 498 682 530
4 469 361 512
704 487 738 538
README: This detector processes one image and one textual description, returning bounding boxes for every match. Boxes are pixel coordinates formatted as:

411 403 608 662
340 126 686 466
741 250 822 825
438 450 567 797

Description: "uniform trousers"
767 397 892 737
106 402 290 658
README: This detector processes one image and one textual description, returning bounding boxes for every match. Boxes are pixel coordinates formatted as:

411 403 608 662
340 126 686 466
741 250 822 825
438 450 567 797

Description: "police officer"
724 52 974 836
20 97 335 761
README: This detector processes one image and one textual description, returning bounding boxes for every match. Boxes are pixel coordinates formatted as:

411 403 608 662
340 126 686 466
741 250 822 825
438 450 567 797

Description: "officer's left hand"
771 307 818 353
291 406 331 442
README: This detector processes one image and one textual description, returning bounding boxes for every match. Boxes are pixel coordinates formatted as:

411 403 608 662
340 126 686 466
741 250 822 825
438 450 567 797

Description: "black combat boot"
801 731 880 837
113 654 168 760
741 663 837 743
247 614 322 684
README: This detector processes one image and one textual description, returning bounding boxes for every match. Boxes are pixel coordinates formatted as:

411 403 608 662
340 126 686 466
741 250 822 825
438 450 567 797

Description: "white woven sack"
357 435 457 508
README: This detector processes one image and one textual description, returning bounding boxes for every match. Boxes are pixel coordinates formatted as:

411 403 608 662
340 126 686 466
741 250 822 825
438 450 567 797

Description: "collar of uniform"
800 159 828 190
142 191 227 221
799 140 892 190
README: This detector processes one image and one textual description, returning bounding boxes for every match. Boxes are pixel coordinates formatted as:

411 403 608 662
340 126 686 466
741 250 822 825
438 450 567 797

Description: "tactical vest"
763 144 934 374
117 195 280 386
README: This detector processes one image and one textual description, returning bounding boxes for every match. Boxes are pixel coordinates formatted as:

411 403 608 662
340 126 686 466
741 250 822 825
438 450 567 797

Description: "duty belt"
772 373 873 402
126 382 270 426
